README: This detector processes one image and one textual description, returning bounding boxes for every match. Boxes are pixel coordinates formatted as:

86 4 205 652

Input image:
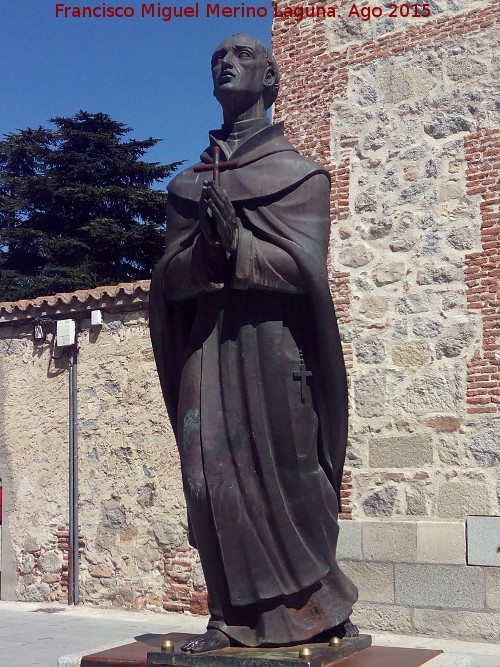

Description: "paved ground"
0 601 498 667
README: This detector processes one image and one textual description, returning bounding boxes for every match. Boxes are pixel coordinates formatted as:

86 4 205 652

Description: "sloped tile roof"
0 280 151 317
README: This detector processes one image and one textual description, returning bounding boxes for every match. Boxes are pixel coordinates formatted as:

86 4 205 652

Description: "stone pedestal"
80 633 443 667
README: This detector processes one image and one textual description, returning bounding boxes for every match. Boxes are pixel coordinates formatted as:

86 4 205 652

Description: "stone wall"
0 283 205 611
272 0 499 640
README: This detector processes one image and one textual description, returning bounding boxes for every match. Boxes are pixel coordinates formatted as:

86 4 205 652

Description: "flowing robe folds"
149 120 357 647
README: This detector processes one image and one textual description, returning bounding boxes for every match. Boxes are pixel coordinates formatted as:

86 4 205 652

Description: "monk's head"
211 34 280 116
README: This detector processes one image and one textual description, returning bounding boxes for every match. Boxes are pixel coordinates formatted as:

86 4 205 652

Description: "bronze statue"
149 33 358 654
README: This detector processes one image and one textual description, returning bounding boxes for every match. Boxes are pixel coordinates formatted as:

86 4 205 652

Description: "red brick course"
53 525 84 603
464 129 500 414
346 4 500 66
339 469 353 520
273 16 354 519
163 545 208 614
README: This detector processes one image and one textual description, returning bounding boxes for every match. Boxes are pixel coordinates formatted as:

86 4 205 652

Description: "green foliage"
0 111 182 301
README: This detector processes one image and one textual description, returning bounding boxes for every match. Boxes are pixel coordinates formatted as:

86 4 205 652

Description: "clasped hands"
199 181 239 255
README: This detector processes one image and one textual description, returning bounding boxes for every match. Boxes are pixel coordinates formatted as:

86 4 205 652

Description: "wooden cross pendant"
293 351 312 403
193 145 239 185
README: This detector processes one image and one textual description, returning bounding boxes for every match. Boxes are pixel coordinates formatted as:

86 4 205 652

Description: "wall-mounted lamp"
33 323 45 341
33 318 54 343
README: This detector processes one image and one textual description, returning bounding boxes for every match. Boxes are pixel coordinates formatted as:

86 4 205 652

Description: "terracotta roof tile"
0 280 151 315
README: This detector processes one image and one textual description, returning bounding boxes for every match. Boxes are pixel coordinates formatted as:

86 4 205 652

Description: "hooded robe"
149 118 357 647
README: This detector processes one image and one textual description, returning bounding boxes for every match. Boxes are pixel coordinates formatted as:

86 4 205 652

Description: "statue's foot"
330 617 359 639
342 619 359 638
181 628 231 653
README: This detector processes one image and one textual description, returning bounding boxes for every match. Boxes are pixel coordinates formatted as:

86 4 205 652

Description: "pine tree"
0 111 182 301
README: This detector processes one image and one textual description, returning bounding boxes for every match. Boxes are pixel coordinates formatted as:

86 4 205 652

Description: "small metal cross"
293 351 312 403
193 146 240 247
193 145 239 185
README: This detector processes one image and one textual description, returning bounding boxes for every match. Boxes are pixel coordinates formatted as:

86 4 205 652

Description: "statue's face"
211 34 268 105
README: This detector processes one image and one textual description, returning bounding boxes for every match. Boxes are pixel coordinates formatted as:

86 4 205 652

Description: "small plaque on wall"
467 516 500 566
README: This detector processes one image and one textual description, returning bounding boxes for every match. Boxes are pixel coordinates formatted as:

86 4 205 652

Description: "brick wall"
163 545 208 614
464 129 500 414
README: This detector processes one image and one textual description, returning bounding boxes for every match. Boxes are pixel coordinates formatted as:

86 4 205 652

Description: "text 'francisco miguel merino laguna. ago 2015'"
55 3 432 21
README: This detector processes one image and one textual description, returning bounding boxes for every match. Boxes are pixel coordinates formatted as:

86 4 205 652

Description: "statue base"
148 635 371 666
80 633 443 667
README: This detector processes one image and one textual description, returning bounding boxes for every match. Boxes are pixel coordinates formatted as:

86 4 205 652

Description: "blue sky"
1 1 272 184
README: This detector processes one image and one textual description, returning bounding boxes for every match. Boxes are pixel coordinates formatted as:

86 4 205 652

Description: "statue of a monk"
149 33 358 654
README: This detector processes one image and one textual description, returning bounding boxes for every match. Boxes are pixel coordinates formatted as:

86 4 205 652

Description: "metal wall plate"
466 515 500 566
